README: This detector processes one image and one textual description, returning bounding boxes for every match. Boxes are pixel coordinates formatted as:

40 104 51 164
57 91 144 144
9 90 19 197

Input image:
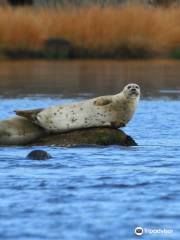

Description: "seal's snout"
131 87 139 95
131 88 137 93
125 83 140 98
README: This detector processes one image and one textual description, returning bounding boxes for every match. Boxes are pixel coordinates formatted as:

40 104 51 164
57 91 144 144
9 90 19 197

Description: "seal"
26 150 52 160
15 83 140 133
0 116 44 145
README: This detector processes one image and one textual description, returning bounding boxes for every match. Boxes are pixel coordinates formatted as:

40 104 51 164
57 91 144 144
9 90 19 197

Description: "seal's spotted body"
15 84 140 133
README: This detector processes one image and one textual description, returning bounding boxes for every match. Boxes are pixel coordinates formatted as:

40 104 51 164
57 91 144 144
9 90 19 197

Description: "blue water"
0 97 179 240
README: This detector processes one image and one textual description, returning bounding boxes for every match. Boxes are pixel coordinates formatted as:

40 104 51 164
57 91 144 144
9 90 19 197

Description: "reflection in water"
0 60 179 98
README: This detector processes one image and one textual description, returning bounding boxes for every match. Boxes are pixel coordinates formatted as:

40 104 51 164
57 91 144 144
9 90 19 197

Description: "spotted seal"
0 116 44 145
15 83 140 133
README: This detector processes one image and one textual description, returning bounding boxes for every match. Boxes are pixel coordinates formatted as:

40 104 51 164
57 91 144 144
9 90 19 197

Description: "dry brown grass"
0 5 180 56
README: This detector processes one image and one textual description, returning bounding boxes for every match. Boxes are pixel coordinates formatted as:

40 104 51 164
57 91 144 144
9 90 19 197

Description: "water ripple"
0 98 179 239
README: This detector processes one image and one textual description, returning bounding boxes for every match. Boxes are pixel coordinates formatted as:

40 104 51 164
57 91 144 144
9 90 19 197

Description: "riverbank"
0 5 180 59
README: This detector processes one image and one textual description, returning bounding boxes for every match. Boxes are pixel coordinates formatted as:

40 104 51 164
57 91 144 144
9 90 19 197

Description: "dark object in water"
31 128 137 147
27 150 52 160
8 0 33 6
43 38 72 59
3 38 72 60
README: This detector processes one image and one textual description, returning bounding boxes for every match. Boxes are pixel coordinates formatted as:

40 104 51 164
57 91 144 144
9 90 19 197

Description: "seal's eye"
127 86 131 89
135 86 139 89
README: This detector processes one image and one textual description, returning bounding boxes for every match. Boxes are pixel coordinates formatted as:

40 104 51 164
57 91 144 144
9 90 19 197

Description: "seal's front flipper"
94 97 112 106
15 108 43 122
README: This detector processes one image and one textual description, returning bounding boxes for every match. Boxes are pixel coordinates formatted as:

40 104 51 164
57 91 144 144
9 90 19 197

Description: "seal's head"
123 83 140 99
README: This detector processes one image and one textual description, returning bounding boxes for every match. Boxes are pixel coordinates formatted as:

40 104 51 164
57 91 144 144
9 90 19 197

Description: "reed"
0 5 180 58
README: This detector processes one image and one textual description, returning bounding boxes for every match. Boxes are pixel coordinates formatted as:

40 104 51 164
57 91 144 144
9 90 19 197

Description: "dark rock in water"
27 150 52 160
43 38 72 59
31 128 137 147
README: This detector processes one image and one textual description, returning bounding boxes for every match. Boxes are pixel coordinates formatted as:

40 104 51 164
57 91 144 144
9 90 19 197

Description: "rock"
43 38 72 59
26 150 52 160
30 127 137 147
7 0 33 6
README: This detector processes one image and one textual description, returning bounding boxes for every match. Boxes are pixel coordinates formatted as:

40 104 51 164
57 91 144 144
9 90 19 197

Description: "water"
0 60 180 240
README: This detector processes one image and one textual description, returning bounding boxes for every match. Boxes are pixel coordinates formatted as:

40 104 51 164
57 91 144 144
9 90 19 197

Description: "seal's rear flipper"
15 108 43 122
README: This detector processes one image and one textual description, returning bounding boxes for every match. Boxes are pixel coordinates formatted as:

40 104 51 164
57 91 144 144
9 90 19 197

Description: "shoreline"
0 43 179 60
0 5 179 60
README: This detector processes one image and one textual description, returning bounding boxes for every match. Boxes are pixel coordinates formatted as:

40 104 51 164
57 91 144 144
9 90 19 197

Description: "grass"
0 5 180 59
